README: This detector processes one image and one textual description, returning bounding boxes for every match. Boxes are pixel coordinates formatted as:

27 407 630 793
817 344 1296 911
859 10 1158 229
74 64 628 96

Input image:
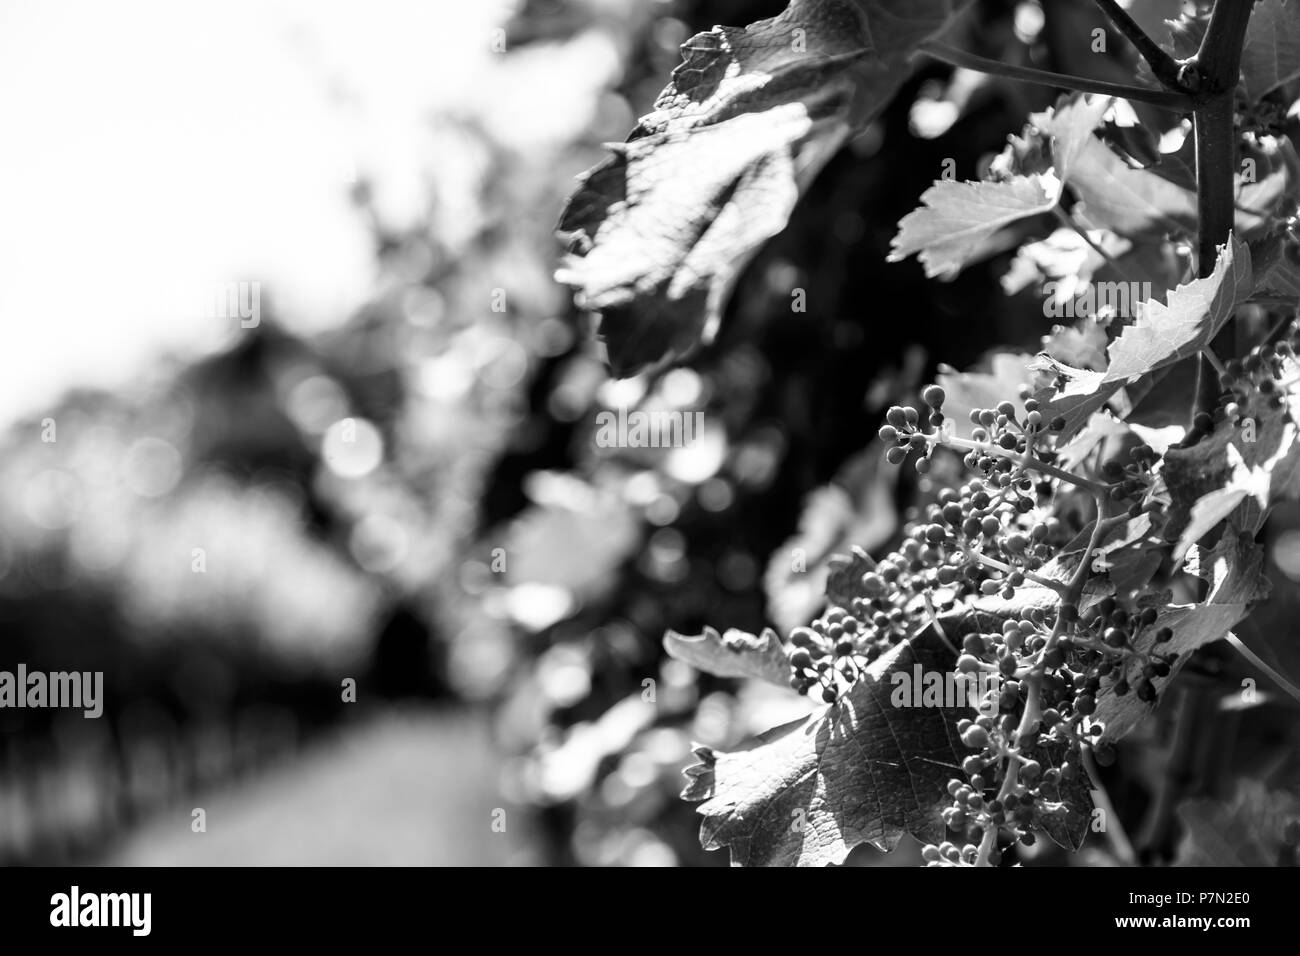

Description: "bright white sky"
0 0 513 426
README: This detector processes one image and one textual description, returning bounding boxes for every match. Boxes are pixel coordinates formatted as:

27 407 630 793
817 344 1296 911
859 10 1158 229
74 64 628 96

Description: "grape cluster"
1216 325 1300 424
1102 444 1159 505
806 377 1194 861
915 592 1180 864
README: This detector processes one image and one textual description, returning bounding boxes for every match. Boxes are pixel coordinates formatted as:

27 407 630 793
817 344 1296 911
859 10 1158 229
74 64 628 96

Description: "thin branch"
1227 634 1300 706
1081 743 1138 864
926 432 1112 497
916 42 1194 111
1201 346 1228 379
1052 206 1133 281
1093 0 1188 92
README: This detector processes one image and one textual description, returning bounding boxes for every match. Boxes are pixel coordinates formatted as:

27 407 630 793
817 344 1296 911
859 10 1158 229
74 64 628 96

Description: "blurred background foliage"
2 0 1299 865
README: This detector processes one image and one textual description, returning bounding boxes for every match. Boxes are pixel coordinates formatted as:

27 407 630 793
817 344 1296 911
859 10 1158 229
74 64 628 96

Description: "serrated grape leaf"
682 630 1089 865
1175 780 1300 866
889 175 1060 280
890 95 1109 279
1036 101 1196 238
1106 235 1253 379
682 635 965 866
681 603 1097 866
556 0 972 375
1032 235 1252 440
1095 525 1271 743
664 626 792 687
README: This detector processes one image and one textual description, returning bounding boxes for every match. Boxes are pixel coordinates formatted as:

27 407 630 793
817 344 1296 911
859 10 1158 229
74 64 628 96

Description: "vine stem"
1080 743 1138 864
1226 634 1300 705
1092 0 1188 93
916 42 1194 111
975 496 1109 866
1193 1 1255 276
965 551 1068 595
1052 206 1133 282
925 432 1111 497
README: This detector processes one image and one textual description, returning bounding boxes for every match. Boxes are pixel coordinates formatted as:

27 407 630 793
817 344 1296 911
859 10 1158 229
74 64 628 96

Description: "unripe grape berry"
790 648 812 669
822 686 838 704
1155 627 1173 643
885 446 907 465
878 424 899 444
923 384 946 408
961 725 990 749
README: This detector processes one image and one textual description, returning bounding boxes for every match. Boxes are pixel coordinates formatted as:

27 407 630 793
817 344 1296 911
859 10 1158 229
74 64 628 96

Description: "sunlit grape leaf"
556 0 972 375
891 95 1110 279
664 626 792 687
1106 235 1252 379
682 635 968 865
1036 101 1196 238
1095 525 1271 743
1175 780 1300 866
889 175 1060 280
682 627 1091 865
1033 235 1252 439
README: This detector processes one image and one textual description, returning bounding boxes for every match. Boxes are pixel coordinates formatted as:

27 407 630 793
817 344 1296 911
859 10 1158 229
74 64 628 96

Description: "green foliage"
558 0 1300 867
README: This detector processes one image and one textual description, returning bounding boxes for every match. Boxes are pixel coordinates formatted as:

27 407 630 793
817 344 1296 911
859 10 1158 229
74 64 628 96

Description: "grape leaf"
556 0 972 375
890 95 1109 279
888 175 1060 280
1095 525 1272 743
1032 235 1252 440
682 634 971 865
682 625 1092 865
664 626 792 687
1035 99 1196 238
1106 236 1252 380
